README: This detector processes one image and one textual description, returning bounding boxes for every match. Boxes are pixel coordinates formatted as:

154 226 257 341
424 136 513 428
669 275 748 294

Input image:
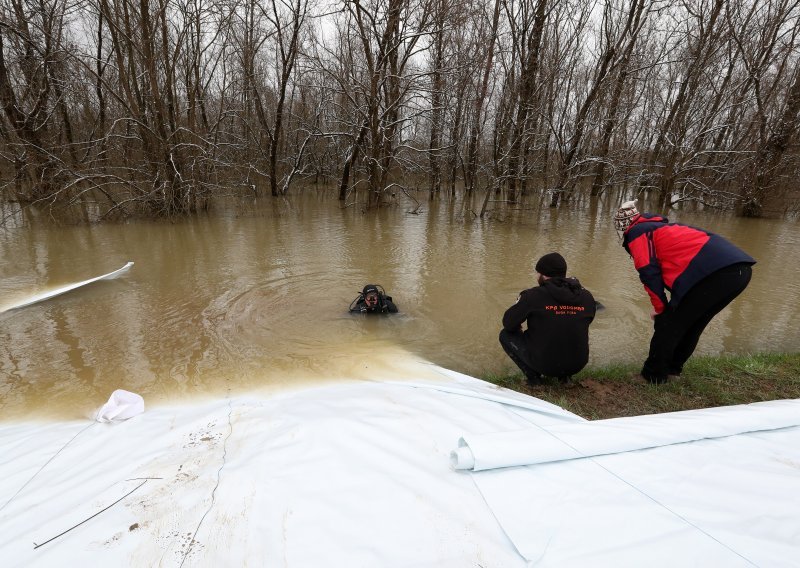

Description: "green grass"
483 352 800 420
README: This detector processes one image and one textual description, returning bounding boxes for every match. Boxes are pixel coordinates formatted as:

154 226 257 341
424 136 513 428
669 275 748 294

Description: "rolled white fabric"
450 445 476 470
455 399 800 472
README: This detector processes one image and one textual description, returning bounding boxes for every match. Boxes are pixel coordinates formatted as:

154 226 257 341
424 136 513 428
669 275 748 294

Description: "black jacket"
502 277 596 376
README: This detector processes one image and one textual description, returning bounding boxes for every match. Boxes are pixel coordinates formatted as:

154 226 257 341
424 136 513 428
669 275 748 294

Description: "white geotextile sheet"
453 399 800 470
466 401 800 567
3 370 800 567
0 372 575 568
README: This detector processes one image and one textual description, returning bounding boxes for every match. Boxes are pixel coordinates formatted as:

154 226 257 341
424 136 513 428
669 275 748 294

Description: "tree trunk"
465 0 501 194
740 64 800 217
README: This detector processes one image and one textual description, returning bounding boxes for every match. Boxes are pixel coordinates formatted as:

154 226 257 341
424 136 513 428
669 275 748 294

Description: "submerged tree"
1 0 800 220
0 0 73 203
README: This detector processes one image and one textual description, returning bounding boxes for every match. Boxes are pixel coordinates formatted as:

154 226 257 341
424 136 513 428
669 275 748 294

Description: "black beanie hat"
362 284 380 296
535 252 567 278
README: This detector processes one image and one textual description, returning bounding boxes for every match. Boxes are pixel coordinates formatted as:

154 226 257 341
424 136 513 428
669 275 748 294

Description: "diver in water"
349 284 398 314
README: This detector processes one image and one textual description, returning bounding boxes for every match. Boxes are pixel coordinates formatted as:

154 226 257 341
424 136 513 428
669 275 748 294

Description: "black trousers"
642 263 752 383
498 329 542 382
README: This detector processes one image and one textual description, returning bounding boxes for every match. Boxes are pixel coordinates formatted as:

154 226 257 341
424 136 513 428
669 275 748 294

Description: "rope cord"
177 398 234 567
1 422 96 514
33 480 147 549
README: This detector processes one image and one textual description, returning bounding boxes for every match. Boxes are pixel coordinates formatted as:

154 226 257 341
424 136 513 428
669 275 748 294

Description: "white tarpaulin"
1 367 799 567
0 371 565 568
467 423 800 567
451 399 800 470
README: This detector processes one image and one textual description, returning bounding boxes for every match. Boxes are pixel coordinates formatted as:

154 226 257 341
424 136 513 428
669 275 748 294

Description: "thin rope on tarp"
177 386 235 567
32 480 148 549
0 422 97 514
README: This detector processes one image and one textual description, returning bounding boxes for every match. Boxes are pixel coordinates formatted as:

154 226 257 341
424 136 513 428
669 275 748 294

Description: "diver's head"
362 284 381 310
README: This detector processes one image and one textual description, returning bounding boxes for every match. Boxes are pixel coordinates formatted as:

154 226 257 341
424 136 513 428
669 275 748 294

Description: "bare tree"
331 0 432 207
464 0 501 195
549 0 651 206
1 0 800 221
0 0 70 202
505 0 548 203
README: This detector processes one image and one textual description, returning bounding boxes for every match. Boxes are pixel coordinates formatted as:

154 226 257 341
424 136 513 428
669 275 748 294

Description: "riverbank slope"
486 352 800 419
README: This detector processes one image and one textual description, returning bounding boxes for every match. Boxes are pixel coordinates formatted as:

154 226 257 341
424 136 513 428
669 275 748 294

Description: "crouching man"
499 252 596 385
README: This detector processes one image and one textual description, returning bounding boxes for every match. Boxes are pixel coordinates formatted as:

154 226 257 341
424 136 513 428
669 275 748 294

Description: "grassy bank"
484 352 800 420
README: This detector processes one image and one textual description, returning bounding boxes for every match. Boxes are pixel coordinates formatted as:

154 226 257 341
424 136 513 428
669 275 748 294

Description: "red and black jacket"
622 214 755 314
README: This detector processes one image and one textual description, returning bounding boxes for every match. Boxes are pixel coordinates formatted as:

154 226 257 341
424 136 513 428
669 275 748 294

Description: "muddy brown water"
1 195 798 420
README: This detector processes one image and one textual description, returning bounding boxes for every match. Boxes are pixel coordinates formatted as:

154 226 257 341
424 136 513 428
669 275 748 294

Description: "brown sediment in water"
1 197 797 421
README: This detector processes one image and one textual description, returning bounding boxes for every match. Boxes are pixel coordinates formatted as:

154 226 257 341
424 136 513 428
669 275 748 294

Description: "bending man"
500 253 596 385
614 200 755 384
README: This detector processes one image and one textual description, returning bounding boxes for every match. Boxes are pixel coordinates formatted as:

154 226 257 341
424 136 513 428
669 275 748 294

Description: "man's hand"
650 309 659 320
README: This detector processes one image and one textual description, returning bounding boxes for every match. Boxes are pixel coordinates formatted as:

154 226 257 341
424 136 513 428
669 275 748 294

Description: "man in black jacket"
500 252 596 385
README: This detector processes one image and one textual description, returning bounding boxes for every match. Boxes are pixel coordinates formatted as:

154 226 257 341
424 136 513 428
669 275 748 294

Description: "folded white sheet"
452 399 800 471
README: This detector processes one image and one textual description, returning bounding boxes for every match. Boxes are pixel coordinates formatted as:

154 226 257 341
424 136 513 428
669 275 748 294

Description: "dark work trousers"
498 329 542 383
642 263 752 383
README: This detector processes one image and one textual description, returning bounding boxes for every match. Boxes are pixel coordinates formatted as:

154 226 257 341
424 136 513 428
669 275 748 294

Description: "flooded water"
1 193 799 420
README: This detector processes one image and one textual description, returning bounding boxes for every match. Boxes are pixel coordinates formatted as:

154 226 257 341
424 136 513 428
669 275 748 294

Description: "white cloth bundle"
96 389 145 422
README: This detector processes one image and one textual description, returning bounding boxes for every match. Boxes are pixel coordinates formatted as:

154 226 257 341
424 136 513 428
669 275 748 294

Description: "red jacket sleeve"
628 232 668 314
